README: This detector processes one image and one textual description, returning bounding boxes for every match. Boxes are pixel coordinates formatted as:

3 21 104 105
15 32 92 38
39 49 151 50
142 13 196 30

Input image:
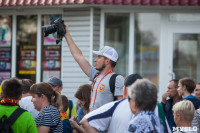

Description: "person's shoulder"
90 66 99 73
40 105 58 115
85 100 122 119
114 74 125 82
18 109 35 121
114 73 124 78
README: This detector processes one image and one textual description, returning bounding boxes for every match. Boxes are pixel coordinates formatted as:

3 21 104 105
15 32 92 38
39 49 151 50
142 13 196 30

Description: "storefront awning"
0 0 199 7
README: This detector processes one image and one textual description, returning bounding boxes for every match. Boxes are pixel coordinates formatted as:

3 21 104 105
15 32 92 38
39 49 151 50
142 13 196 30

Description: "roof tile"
0 0 199 6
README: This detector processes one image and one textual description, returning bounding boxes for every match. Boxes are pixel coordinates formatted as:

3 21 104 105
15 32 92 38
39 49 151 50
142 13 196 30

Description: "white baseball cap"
93 46 118 62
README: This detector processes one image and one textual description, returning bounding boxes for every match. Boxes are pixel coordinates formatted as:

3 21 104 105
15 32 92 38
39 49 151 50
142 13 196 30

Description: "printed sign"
19 46 36 74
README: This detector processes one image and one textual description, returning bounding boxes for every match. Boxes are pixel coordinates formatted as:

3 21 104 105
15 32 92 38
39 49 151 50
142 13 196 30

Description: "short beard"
96 64 105 71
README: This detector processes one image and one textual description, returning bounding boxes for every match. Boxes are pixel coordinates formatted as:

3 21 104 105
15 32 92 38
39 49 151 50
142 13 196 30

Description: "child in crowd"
173 100 197 133
0 77 37 132
74 84 91 115
30 82 63 133
19 79 39 119
69 84 92 133
60 95 73 133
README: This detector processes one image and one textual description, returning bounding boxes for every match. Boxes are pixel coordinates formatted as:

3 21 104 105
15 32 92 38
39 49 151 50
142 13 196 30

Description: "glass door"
16 15 37 82
173 34 200 82
168 22 200 83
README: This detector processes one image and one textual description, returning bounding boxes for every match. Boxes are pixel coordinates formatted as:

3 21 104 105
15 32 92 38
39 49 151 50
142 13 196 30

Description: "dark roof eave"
0 4 199 11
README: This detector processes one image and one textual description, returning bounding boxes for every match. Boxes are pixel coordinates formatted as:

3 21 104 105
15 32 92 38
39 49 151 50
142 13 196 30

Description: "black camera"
42 18 66 44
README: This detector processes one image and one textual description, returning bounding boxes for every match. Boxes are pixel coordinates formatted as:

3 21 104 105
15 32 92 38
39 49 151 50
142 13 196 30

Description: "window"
105 13 129 76
0 16 12 84
16 15 37 82
41 15 62 81
134 13 160 86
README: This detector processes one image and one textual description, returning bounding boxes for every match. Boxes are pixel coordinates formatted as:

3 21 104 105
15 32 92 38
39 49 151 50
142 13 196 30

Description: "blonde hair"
173 100 195 122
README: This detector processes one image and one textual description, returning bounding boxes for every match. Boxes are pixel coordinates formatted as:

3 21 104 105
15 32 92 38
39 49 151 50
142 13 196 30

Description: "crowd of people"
0 23 200 133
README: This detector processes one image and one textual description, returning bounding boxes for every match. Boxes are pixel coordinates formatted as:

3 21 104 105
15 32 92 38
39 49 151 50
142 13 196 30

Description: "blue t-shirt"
183 95 200 110
77 106 85 123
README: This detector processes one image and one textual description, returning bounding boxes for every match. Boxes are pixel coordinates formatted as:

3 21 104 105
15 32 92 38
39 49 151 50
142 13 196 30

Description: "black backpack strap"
92 72 100 85
0 107 26 133
109 74 118 101
69 100 73 119
7 108 26 126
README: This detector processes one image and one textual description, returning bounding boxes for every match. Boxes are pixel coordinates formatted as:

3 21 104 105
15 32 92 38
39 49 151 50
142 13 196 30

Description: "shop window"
105 13 129 77
41 15 61 81
134 13 160 86
173 34 200 82
0 16 12 84
16 15 37 83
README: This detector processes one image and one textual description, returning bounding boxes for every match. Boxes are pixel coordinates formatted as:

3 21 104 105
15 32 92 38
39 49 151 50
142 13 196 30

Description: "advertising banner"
0 16 11 47
42 45 61 81
19 46 36 74
0 47 11 83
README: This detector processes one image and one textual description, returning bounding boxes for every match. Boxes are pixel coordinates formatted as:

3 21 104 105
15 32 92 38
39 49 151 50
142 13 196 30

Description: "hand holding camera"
42 18 66 44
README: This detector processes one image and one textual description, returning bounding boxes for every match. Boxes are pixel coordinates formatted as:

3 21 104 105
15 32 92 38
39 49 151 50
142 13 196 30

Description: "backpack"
62 119 73 133
68 100 73 119
0 108 26 133
92 72 118 101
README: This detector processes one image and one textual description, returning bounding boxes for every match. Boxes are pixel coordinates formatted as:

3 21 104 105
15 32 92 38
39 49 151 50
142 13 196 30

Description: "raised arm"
64 24 91 77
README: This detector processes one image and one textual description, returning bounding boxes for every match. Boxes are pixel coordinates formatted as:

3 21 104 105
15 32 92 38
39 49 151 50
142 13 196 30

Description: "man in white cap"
64 24 124 111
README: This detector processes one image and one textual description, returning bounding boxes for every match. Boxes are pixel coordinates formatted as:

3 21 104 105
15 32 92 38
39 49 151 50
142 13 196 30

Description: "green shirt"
0 105 37 133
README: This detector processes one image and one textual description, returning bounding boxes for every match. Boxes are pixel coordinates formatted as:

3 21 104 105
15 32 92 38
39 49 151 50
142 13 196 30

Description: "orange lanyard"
90 70 113 107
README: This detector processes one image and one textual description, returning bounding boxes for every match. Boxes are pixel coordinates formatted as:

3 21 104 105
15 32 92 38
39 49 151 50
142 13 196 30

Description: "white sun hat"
93 46 119 62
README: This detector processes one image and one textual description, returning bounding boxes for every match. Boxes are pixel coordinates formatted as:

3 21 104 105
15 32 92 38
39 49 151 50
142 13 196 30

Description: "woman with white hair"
127 79 164 133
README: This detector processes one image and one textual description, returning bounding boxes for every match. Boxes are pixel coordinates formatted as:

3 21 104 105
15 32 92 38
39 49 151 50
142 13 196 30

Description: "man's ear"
19 94 22 100
59 87 63 94
133 100 137 108
123 86 128 98
105 58 111 65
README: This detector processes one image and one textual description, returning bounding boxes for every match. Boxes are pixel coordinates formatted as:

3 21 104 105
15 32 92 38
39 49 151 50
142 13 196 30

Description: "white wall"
61 8 100 104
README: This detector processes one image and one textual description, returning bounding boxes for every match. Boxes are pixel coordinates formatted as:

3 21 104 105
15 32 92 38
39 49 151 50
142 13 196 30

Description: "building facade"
0 0 200 102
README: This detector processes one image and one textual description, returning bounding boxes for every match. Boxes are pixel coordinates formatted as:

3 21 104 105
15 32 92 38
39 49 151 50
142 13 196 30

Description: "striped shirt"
35 105 63 133
192 109 200 132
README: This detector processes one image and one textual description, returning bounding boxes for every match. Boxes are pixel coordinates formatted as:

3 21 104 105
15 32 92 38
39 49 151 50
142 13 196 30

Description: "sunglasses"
128 96 131 101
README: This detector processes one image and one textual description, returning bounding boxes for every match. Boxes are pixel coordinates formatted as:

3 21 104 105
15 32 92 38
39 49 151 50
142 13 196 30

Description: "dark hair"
104 57 117 68
170 79 179 88
74 84 91 114
124 74 143 87
1 77 22 100
179 78 196 93
21 79 31 94
110 60 117 68
61 95 69 112
27 79 34 86
30 82 61 108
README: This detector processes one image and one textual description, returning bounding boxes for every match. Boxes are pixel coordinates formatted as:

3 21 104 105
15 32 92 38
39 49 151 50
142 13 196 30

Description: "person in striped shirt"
30 82 63 133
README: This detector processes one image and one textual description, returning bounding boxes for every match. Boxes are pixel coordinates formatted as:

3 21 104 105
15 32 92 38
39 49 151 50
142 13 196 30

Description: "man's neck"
22 93 31 98
173 95 182 104
100 66 113 75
